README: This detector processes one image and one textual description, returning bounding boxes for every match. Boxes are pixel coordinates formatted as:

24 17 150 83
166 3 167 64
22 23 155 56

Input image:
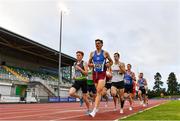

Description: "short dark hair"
127 63 132 67
95 39 103 44
76 51 84 57
114 52 120 57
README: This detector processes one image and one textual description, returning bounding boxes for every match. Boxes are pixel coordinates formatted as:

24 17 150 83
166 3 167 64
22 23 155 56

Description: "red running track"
0 99 167 121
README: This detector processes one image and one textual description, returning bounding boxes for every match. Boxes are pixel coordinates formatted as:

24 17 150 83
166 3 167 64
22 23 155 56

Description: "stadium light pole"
58 3 68 99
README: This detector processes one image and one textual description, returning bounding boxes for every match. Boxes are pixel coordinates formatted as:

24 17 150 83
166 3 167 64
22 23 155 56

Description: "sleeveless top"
92 50 106 72
138 78 146 87
124 71 133 85
73 61 87 81
111 63 124 82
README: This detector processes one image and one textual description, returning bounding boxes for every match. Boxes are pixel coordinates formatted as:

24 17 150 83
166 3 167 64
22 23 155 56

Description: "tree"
177 83 180 94
147 89 156 98
167 72 178 95
153 72 163 95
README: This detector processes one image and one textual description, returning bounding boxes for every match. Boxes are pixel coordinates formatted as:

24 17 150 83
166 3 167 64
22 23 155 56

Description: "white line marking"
114 100 168 121
0 109 85 120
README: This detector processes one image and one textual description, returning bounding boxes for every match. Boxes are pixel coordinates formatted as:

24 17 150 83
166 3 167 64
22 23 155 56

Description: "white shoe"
140 101 143 105
85 110 91 115
129 107 132 111
114 107 117 111
89 111 96 117
89 109 98 117
143 104 146 107
120 109 123 114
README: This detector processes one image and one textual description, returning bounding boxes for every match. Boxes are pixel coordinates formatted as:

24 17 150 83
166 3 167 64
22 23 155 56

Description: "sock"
92 107 97 112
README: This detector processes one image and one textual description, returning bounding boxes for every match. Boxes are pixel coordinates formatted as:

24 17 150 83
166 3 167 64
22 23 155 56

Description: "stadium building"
0 27 76 103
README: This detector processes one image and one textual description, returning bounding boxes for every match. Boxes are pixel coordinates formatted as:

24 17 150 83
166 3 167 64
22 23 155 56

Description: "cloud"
0 0 179 89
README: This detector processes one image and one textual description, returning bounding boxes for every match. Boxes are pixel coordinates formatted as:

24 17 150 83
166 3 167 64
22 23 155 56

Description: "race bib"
125 80 131 84
112 70 119 75
75 71 82 78
94 63 103 70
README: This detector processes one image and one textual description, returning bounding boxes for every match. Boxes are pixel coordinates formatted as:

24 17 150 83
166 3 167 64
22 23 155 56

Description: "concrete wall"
0 83 12 96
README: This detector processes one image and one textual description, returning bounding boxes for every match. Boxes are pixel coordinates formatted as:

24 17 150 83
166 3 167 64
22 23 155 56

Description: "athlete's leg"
92 93 96 103
138 90 143 103
89 79 106 117
129 93 133 110
142 90 147 106
92 85 97 103
142 94 146 103
69 87 80 99
102 87 107 96
102 87 108 107
95 79 106 108
119 88 125 111
111 86 117 109
132 90 136 102
82 93 90 110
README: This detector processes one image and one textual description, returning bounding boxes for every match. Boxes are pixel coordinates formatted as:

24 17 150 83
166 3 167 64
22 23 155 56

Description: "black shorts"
87 84 96 94
105 83 111 90
139 86 146 95
111 81 124 89
124 85 133 93
72 80 87 93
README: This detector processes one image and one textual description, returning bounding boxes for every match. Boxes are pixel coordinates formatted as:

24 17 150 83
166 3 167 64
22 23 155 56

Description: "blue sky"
0 0 180 90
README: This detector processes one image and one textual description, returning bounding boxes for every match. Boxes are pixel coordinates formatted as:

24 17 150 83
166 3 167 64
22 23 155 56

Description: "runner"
111 52 126 113
69 51 90 113
137 72 148 107
124 64 136 111
88 39 113 117
132 77 137 101
102 63 112 108
87 67 96 105
145 85 149 105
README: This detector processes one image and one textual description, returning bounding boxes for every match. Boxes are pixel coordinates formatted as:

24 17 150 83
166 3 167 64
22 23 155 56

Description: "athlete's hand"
119 70 123 74
105 63 110 68
130 73 133 77
75 65 81 70
88 63 94 67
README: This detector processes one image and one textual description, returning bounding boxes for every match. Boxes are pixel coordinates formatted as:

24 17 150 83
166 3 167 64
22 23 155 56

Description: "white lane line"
114 101 168 121
0 109 85 120
0 106 85 115
55 102 144 120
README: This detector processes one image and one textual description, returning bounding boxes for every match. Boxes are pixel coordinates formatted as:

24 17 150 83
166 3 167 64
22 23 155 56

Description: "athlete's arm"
75 62 88 76
83 62 88 76
105 51 113 67
137 80 140 88
144 79 148 86
119 62 126 74
107 66 112 73
88 52 94 67
131 72 136 81
72 64 76 80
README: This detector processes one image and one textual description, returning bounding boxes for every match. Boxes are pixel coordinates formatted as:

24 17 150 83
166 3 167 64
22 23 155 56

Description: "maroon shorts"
93 71 106 84
133 89 136 95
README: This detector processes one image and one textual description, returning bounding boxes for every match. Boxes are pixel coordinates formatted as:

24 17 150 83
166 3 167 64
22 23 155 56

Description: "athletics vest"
74 61 86 81
138 78 146 87
111 63 124 82
124 71 133 85
92 50 106 72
